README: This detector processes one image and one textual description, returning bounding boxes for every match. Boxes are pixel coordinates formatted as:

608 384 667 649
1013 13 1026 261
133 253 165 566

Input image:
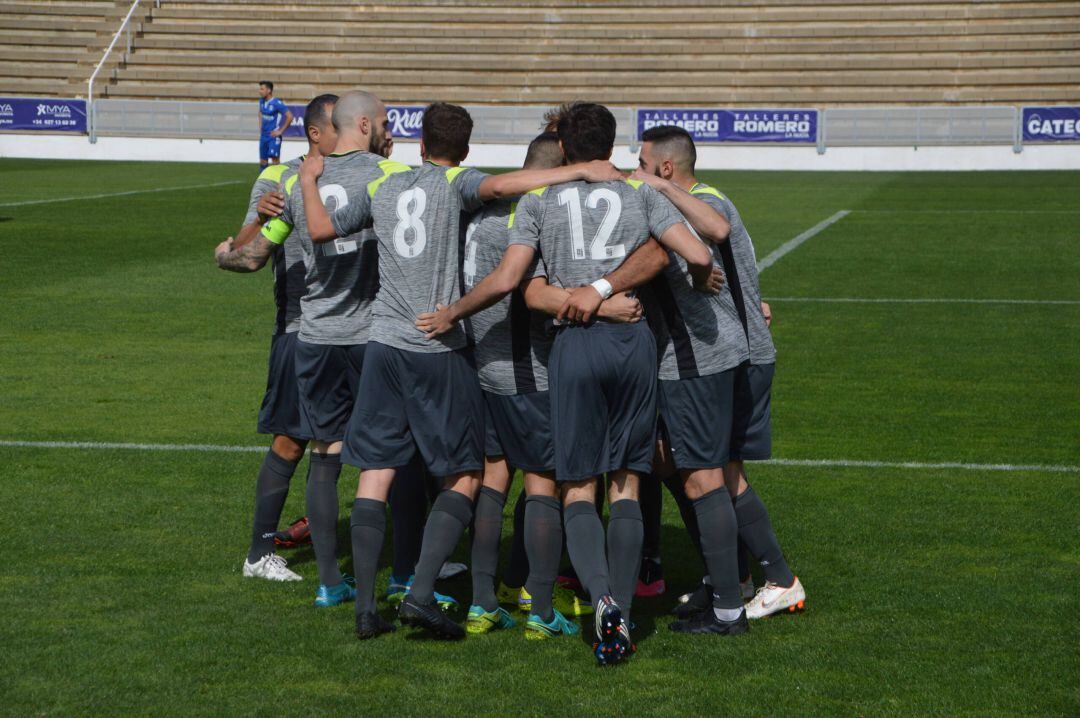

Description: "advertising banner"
637 108 818 143
282 104 426 140
1022 106 1080 142
0 97 87 132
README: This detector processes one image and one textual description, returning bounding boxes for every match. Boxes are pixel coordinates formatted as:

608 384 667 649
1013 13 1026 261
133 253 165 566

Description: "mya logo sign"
0 97 85 131
1023 107 1080 142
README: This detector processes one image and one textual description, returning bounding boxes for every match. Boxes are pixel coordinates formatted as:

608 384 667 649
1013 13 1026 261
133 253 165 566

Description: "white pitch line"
768 297 1080 306
757 210 851 273
0 179 246 208
762 458 1080 474
854 208 1080 215
1 440 1076 474
0 439 263 454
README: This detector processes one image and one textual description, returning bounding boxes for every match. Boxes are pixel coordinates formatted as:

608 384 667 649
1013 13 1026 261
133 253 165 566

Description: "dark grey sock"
563 500 610 605
606 499 643 620
388 456 428 577
350 498 386 614
640 475 662 560
734 485 795 587
663 472 705 569
247 449 298 563
470 486 506 612
306 452 343 587
693 486 742 609
524 495 562 622
410 489 474 605
502 488 529 589
737 536 751 583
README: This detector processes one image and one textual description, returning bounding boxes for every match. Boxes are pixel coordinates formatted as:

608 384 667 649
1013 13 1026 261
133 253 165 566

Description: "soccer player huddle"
215 91 806 666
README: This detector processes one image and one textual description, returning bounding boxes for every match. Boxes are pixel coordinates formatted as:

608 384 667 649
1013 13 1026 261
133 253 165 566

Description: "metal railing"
85 98 1041 152
821 106 1020 153
88 0 159 143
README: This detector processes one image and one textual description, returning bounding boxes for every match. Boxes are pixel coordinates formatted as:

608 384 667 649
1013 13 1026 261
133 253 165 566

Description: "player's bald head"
523 131 563 169
641 125 696 174
331 91 384 132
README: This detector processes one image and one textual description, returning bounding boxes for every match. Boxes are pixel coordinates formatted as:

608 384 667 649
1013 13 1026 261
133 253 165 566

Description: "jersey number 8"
393 187 427 258
557 187 625 261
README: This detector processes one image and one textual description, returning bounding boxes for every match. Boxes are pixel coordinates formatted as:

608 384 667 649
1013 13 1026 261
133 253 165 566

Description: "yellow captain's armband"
257 163 289 183
261 217 293 245
368 159 411 197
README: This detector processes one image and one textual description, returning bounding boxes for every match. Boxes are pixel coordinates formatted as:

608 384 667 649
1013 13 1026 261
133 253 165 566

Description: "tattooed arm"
214 233 277 273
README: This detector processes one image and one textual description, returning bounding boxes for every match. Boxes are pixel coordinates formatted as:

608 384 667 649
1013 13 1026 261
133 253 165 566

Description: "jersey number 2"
557 187 625 261
393 187 427 258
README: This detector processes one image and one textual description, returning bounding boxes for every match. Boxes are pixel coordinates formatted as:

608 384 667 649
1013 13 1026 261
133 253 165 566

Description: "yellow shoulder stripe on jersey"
261 217 293 245
507 200 519 229
690 183 727 201
283 174 299 195
257 163 289 183
624 178 644 189
368 159 412 198
445 166 469 184
527 186 548 197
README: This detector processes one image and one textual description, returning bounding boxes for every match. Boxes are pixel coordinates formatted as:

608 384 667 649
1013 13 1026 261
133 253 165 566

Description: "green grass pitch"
1 158 1077 716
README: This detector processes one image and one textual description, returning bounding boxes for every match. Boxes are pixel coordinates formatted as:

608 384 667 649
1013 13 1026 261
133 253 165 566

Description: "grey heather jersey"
641 200 750 381
244 159 306 335
508 179 682 290
691 183 776 365
463 199 551 395
329 161 488 353
263 150 390 345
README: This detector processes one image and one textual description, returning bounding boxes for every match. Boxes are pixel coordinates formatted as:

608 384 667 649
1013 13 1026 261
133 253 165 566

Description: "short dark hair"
641 124 697 172
259 80 274 92
524 131 563 169
557 103 616 163
422 102 473 163
303 93 338 139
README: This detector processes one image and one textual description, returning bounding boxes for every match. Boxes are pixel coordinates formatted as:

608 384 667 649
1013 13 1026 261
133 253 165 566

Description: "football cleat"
741 578 756 602
355 611 396 640
635 557 666 598
745 577 806 619
272 516 311 548
496 581 522 607
525 609 580 640
556 565 582 592
669 608 749 635
242 554 302 582
399 594 465 639
314 579 356 608
672 582 711 619
554 585 593 616
466 605 517 634
592 596 634 666
386 574 458 609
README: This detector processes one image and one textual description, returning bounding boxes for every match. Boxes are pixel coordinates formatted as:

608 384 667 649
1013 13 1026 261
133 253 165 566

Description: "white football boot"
243 554 302 582
745 577 806 619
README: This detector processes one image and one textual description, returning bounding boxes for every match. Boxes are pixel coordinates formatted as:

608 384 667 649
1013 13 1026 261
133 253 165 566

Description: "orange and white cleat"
745 577 806 619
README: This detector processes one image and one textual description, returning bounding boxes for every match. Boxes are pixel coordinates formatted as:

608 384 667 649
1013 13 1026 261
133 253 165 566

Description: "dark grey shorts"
257 332 313 440
730 362 774 461
483 390 556 474
549 321 658 483
658 368 736 471
343 342 485 476
294 339 365 443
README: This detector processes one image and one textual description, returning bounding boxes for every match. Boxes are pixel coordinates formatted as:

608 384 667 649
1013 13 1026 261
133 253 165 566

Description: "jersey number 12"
557 187 625 261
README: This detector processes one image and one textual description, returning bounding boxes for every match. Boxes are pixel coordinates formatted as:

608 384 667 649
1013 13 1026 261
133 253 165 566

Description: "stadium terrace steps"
0 0 1077 106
